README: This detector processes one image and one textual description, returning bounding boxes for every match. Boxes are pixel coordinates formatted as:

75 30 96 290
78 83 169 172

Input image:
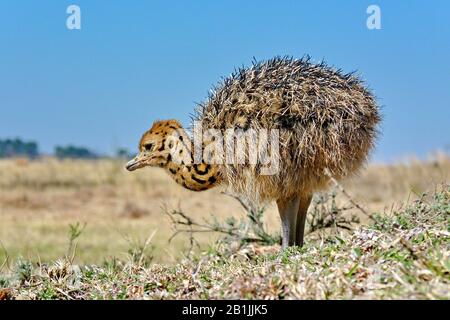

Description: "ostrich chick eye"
144 143 154 151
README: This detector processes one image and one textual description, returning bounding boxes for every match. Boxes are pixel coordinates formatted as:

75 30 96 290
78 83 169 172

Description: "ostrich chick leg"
276 197 300 248
295 193 313 247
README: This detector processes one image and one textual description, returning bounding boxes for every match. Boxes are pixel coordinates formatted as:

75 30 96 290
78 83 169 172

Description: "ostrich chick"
126 57 380 248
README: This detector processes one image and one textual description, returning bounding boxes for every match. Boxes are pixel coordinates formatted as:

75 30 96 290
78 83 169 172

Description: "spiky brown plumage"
195 56 380 204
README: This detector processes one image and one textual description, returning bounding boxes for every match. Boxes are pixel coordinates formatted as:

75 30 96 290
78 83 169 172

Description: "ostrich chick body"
126 57 380 248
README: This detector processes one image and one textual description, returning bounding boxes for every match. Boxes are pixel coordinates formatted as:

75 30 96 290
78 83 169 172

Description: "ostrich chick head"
125 119 187 171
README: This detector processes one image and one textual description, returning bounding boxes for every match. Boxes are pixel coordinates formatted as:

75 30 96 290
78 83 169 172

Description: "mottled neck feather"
164 132 222 191
166 161 221 191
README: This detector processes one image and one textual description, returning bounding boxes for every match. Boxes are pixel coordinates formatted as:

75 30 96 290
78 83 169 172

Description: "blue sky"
0 1 449 162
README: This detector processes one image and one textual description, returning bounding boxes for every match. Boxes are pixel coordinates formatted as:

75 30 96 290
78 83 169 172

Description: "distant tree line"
115 148 136 159
0 138 39 158
54 145 98 159
0 138 133 159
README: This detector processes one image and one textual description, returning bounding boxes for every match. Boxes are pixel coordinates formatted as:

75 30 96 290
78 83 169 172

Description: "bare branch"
324 168 375 221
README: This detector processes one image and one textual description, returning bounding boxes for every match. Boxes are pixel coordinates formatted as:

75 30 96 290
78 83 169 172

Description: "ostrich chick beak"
125 157 144 171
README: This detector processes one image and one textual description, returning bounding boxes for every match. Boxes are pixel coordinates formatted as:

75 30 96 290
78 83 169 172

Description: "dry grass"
1 184 448 300
0 154 448 267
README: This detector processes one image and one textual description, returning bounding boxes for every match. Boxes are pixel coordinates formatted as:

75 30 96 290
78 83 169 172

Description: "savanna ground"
0 154 448 299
